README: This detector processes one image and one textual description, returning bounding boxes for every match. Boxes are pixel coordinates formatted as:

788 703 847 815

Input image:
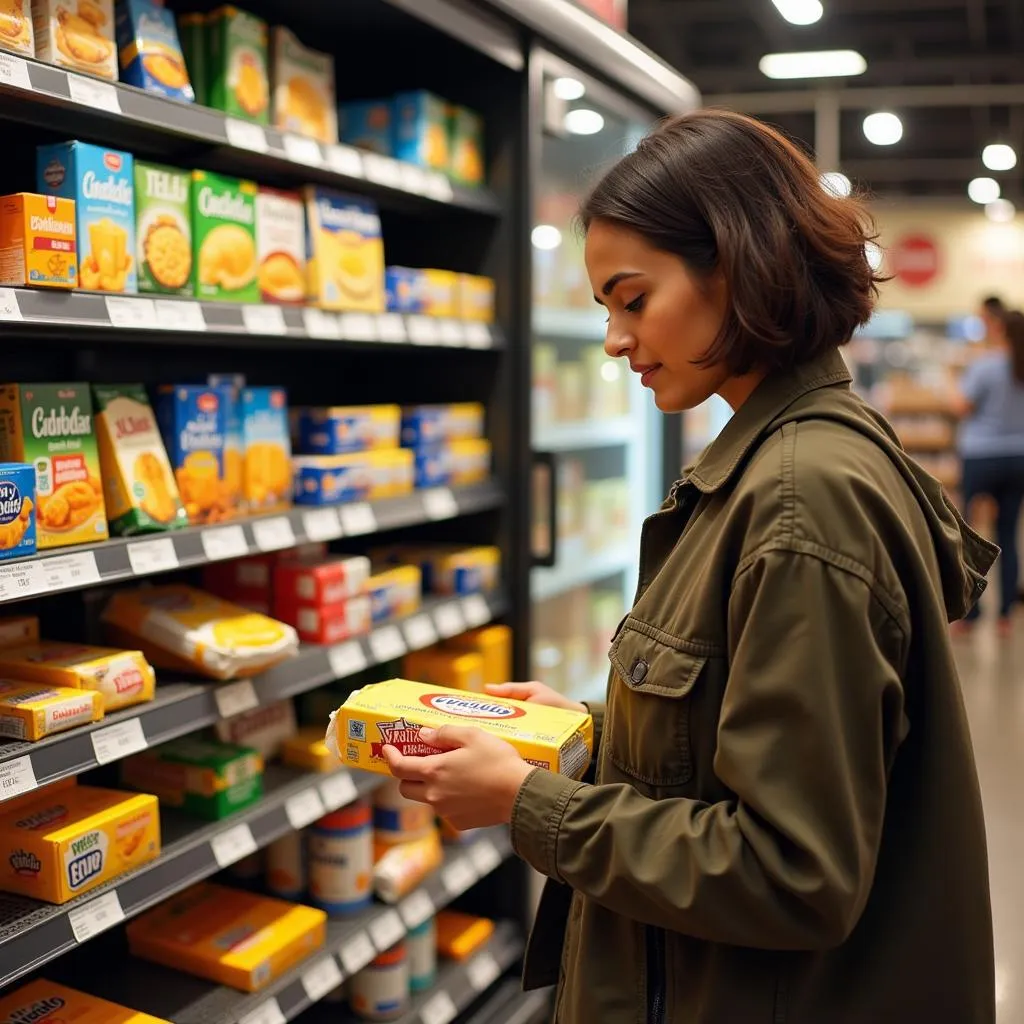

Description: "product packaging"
412 545 500 596
392 90 449 171
443 625 511 687
0 193 77 289
238 385 292 512
0 681 103 741
434 910 494 960
273 554 371 608
0 0 33 55
338 98 392 156
270 26 337 144
349 943 410 1021
457 273 495 322
134 161 193 296
214 698 297 759
33 0 117 79
37 141 135 293
373 776 434 846
265 830 304 900
406 917 437 992
281 726 338 773
298 405 401 455
292 449 414 505
208 374 244 511
401 648 485 693
116 0 194 101
281 595 372 646
206 5 269 123
384 266 425 314
421 268 458 317
366 565 421 624
372 829 442 904
177 11 206 104
191 170 258 302
202 553 275 604
0 615 39 649
449 105 485 186
410 439 491 489
0 980 170 1023
255 188 305 304
0 463 35 560
399 403 484 447
308 801 373 914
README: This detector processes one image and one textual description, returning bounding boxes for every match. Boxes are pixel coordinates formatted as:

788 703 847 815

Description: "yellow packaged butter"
333 679 593 779
0 784 160 903
0 979 171 1023
0 680 103 741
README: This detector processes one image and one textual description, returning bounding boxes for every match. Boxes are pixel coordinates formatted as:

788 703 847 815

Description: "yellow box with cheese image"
0 680 103 741
331 679 593 779
402 648 485 692
0 980 171 1023
443 625 512 687
127 882 327 992
0 785 160 903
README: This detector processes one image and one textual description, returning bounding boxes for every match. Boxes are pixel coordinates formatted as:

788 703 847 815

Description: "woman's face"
585 218 730 413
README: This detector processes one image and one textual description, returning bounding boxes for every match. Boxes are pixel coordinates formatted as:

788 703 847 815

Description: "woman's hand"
381 725 535 830
486 681 587 715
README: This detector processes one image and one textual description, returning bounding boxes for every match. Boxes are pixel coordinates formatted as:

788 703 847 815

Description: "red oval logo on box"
419 693 525 720
104 152 123 173
197 392 219 413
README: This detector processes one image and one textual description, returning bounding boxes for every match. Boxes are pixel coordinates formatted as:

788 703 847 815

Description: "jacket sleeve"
510 549 909 950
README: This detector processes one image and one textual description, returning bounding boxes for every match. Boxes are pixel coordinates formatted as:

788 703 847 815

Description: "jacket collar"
684 348 853 494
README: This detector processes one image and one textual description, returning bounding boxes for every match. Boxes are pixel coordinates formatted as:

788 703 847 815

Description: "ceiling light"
564 108 605 135
771 0 823 25
864 241 884 271
531 224 563 250
820 171 852 197
968 177 1001 204
985 198 1016 223
863 111 903 146
982 143 1017 171
758 49 866 79
553 77 586 101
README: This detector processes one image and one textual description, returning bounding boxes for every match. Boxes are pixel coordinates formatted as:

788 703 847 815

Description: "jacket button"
630 659 648 683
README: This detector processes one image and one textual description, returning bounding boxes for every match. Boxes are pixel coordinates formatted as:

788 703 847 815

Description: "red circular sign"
890 234 940 287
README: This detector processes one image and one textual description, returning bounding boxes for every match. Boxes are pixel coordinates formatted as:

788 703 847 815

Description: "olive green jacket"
511 349 997 1023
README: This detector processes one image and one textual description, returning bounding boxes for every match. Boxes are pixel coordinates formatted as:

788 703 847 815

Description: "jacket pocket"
606 620 708 787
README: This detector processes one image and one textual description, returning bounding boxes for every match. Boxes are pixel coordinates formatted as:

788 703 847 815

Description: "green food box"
206 5 270 124
135 161 193 297
178 12 207 106
191 170 259 303
449 105 485 186
121 736 263 820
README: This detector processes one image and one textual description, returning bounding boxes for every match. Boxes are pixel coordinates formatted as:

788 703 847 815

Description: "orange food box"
0 193 77 289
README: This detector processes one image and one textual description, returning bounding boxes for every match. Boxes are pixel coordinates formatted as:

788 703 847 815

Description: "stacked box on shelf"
400 403 490 489
273 553 373 644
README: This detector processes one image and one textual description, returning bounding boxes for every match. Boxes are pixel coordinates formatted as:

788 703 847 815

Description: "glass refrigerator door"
530 58 662 705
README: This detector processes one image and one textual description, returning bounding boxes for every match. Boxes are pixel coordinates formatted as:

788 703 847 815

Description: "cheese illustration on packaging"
206 5 269 123
256 188 305 305
0 0 33 56
271 26 337 144
0 980 171 1023
116 0 194 101
240 386 292 512
33 0 117 79
332 679 593 779
192 170 258 302
0 681 102 741
135 161 192 296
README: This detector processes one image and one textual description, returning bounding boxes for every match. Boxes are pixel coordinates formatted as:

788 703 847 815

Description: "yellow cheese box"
0 980 171 1023
0 785 160 903
281 726 336 773
443 625 512 687
126 882 327 992
0 641 155 712
0 680 103 741
402 649 485 692
332 678 593 778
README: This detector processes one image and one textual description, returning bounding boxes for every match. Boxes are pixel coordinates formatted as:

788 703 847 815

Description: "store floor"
952 622 1024 1023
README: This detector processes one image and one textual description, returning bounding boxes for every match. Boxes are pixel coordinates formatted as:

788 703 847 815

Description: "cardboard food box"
135 161 192 296
298 404 400 455
273 554 371 608
191 170 258 303
366 565 421 624
240 385 292 512
392 90 449 172
421 268 458 317
256 188 304 305
94 383 188 535
399 403 484 447
333 679 594 778
0 463 35 561
177 11 206 104
37 141 135 293
443 625 511 687
214 698 296 759
127 882 327 992
206 5 269 123
0 980 171 1023
449 105 485 186
0 0 33 56
207 375 244 511
291 449 413 505
0 680 103 741
385 266 426 314
0 615 39 649
280 594 372 646
0 193 77 289
0 383 108 549
402 648 485 693
0 784 160 903
338 98 392 156
116 0 194 101
270 25 336 144
33 0 117 79
281 725 335 773
457 273 495 322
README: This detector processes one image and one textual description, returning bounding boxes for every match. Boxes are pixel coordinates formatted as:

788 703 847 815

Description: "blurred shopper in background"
979 295 1007 347
955 308 1024 634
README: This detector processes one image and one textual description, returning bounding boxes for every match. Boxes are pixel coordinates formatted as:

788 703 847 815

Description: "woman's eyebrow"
601 271 642 296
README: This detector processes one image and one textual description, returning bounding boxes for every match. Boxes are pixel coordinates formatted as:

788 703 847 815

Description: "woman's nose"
604 328 635 360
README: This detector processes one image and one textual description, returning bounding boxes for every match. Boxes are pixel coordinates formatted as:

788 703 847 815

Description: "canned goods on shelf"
308 799 373 914
349 942 410 1021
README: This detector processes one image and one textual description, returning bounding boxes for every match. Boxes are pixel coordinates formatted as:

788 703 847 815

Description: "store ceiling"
628 0 1024 199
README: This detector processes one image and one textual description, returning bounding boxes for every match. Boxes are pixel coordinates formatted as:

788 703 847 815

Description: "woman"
954 308 1024 633
383 111 997 1022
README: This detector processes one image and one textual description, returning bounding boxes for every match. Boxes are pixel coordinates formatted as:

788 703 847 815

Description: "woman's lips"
634 364 661 387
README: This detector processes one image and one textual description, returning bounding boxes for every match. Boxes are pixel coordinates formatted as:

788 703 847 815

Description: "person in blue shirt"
954 308 1024 632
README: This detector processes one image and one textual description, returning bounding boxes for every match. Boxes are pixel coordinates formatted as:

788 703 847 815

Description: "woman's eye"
624 294 645 313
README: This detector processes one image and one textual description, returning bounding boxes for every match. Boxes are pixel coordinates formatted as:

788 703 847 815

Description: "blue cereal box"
240 386 291 513
116 0 195 102
298 405 400 455
37 142 136 294
292 450 413 505
0 464 36 561
392 91 449 171
400 403 484 447
385 266 425 314
338 99 392 155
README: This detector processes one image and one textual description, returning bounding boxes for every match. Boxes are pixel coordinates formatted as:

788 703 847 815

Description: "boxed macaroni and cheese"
0 980 170 1023
0 681 102 741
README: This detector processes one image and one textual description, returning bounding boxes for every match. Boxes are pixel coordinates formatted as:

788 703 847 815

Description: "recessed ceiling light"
985 198 1016 223
553 77 586 101
968 177 1001 204
820 171 852 197
564 108 605 135
758 49 866 79
863 112 903 146
771 0 823 25
982 144 1017 171
531 224 563 250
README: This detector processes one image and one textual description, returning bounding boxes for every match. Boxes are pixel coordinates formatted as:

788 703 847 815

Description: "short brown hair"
580 110 883 374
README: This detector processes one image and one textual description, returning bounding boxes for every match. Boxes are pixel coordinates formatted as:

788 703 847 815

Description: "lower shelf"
463 981 553 1024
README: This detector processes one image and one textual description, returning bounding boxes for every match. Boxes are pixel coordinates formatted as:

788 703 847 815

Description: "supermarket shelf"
0 761 383 990
533 308 608 341
463 981 553 1024
0 53 500 217
532 544 634 602
0 289 504 351
0 480 504 607
0 589 508 802
534 417 634 452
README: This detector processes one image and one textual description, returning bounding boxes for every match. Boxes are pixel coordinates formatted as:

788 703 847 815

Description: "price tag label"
319 771 358 811
201 524 248 562
464 322 492 349
303 308 341 340
91 718 147 765
434 602 466 639
303 508 342 542
226 117 268 152
127 536 178 576
326 143 364 178
105 296 157 329
398 163 429 195
211 822 257 867
421 989 458 1024
363 153 404 188
370 626 405 664
67 74 120 113
461 594 491 628
0 755 36 802
338 503 376 537
40 552 100 592
302 956 343 1002
0 52 31 90
423 487 458 521
252 516 296 552
328 640 367 679
283 133 323 166
468 837 502 876
214 679 259 719
376 313 406 343
286 787 326 830
442 856 478 897
68 890 124 944
340 931 376 975
369 908 405 951
153 299 207 332
242 304 287 335
339 312 378 341
402 614 437 650
239 999 285 1024
0 288 22 321
424 173 455 203
467 949 501 992
0 561 44 601
399 889 434 929
406 315 439 346
439 320 465 346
